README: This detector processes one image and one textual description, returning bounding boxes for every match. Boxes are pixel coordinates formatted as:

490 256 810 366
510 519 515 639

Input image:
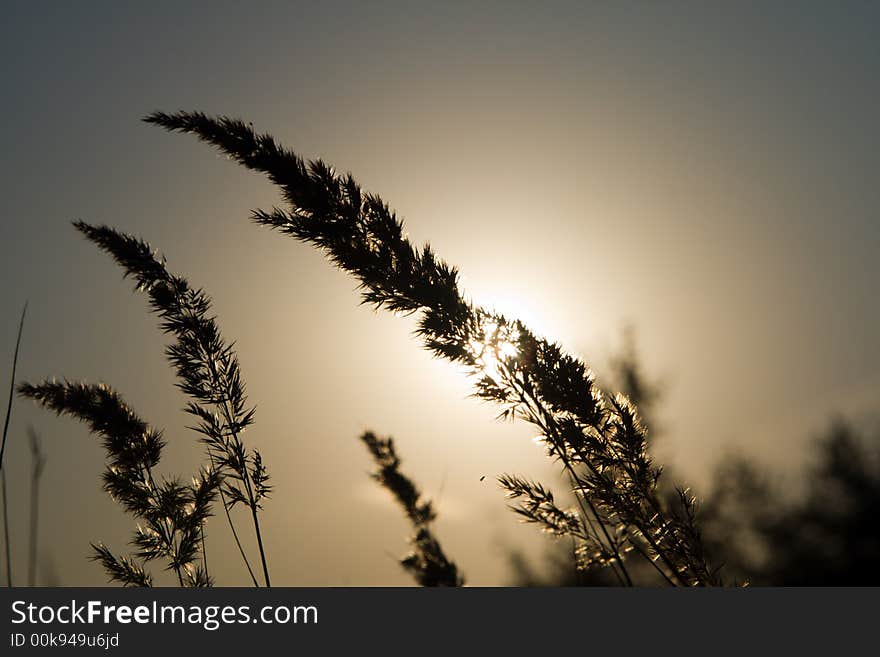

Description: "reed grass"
19 223 274 586
360 431 463 586
12 111 723 586
71 222 271 587
145 111 720 586
18 380 219 587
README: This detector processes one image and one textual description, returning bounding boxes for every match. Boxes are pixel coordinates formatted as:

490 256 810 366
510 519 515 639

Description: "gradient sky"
1 1 878 586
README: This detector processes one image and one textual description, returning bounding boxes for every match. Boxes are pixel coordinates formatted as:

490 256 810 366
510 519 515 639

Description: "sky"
1 1 878 586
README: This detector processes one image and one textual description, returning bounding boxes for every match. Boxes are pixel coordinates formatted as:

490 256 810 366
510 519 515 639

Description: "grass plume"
18 222 275 587
360 431 463 587
72 221 271 587
147 110 719 585
18 380 218 586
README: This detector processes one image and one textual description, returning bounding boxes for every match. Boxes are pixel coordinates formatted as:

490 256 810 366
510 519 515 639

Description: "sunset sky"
1 1 878 586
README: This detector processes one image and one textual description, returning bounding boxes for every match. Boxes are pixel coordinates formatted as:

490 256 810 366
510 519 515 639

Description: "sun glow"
467 318 521 381
477 290 556 343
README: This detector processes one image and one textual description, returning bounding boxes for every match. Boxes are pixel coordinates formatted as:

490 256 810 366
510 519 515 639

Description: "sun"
466 317 522 381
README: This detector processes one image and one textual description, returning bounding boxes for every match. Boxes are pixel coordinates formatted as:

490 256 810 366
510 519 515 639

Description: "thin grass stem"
1 302 28 587
0 471 10 587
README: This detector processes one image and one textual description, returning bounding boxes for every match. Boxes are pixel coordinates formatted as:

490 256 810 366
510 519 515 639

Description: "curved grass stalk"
147 111 719 585
72 222 272 587
19 380 218 587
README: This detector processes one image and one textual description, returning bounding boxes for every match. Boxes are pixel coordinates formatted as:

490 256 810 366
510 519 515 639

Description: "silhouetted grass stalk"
360 432 463 586
147 111 719 585
19 381 219 587
1 302 27 587
0 473 8 587
71 222 272 587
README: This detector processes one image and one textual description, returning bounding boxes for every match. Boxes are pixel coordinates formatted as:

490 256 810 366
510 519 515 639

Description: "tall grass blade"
1 301 28 587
